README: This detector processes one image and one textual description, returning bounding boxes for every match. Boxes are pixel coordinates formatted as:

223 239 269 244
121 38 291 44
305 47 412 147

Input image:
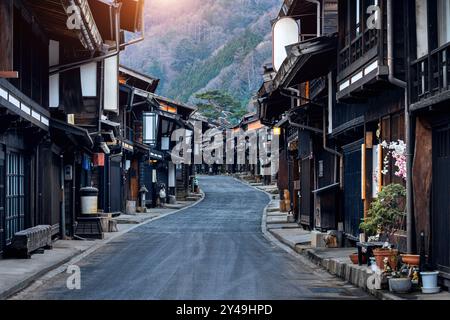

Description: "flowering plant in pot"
380 140 407 180
360 183 406 270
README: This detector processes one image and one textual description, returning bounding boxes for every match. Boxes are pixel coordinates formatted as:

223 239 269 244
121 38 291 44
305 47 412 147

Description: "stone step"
266 216 288 224
249 182 263 186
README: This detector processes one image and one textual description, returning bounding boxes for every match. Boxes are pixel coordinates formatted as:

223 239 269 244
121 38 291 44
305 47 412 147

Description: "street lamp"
273 127 281 136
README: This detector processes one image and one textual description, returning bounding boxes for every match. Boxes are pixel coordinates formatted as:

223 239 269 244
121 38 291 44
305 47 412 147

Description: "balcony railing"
411 42 450 105
338 28 380 74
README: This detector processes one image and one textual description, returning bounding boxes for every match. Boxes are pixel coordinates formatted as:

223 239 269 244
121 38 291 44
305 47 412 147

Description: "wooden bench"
6 225 53 259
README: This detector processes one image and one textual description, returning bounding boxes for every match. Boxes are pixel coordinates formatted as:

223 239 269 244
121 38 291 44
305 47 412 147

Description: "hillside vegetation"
121 0 281 111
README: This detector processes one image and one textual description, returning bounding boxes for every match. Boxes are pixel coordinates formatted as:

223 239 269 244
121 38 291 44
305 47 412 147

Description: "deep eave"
25 0 104 52
272 35 338 92
149 93 197 118
119 65 160 93
279 0 316 18
50 118 94 149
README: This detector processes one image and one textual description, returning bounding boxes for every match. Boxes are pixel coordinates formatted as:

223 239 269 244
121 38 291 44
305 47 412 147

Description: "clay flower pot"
401 254 420 266
373 248 399 270
349 253 366 265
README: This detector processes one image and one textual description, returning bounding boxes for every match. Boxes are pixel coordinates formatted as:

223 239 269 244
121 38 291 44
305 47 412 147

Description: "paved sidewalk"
0 194 203 300
237 176 450 300
0 227 130 299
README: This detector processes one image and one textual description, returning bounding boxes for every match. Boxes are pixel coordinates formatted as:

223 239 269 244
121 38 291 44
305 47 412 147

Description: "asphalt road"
13 176 371 300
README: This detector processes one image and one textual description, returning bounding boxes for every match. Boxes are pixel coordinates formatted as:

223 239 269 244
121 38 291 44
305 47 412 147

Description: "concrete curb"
4 191 206 300
302 248 403 300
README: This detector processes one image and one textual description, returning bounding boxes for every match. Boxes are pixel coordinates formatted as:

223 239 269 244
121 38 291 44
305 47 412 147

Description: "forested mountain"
120 0 281 110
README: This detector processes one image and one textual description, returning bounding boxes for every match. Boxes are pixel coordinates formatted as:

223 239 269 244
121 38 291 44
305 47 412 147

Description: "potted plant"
400 254 420 267
349 253 366 265
388 265 412 293
420 269 440 294
360 183 406 270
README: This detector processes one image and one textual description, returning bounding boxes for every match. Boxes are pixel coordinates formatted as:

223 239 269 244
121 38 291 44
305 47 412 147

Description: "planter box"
389 278 412 293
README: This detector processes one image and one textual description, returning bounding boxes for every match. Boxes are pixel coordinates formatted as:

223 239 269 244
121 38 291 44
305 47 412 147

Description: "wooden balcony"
336 26 389 102
338 28 380 75
410 42 450 111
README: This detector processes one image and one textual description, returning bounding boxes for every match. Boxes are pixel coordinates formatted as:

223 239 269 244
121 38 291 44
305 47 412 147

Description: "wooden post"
361 143 368 218
365 131 373 149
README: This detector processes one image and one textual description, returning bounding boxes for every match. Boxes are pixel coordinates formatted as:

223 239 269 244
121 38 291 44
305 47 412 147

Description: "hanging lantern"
93 153 105 167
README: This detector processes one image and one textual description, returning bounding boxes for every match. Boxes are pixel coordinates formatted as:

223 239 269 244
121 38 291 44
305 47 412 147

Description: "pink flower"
381 140 407 180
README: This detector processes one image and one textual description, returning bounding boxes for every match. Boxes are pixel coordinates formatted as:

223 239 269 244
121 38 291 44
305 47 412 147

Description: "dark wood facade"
333 0 408 244
254 0 450 286
259 0 341 230
406 0 450 285
119 67 196 208
0 0 61 253
256 0 410 244
1 0 148 249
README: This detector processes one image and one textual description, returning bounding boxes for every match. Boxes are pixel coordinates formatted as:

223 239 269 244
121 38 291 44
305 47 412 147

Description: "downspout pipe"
60 153 66 240
285 85 342 159
387 0 406 89
307 0 321 37
387 0 413 253
325 72 343 186
321 110 341 160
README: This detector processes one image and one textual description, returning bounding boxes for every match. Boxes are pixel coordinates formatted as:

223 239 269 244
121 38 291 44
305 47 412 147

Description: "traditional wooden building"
149 94 196 202
119 70 196 208
236 113 266 178
47 0 145 238
255 0 414 243
407 0 450 285
0 0 146 246
333 0 408 246
0 0 106 251
190 113 215 175
118 65 159 210
258 0 340 229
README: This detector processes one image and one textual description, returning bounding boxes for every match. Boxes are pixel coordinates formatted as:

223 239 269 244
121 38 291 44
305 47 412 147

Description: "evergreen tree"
195 90 247 126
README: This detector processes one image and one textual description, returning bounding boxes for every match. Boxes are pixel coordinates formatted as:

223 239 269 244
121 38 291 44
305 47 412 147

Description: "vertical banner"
103 55 119 111
49 40 60 108
168 162 175 188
